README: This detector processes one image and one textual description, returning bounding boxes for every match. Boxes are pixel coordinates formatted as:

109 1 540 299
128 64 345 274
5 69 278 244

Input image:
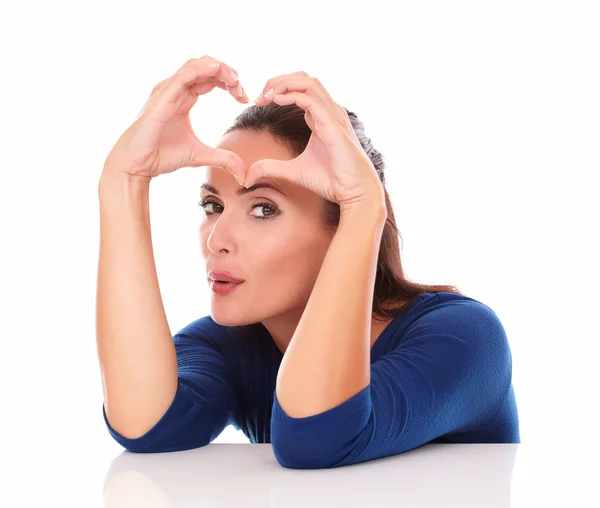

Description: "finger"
218 62 249 102
143 62 235 123
256 76 344 124
225 80 249 103
150 58 238 99
256 71 310 103
262 77 329 105
158 59 239 105
149 59 224 116
185 64 246 102
272 91 333 134
256 74 334 109
188 77 228 97
221 62 240 82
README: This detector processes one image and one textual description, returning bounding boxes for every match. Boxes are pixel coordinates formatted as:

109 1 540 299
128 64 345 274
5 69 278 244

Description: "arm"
271 203 386 467
271 296 516 469
273 204 386 419
97 171 243 452
96 170 178 440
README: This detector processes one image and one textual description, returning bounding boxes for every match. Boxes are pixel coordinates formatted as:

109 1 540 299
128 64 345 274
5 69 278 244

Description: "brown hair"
224 102 464 321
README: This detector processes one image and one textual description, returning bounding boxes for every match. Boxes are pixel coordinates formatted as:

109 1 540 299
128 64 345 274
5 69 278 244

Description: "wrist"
338 209 387 242
339 197 386 229
100 168 152 187
98 170 152 204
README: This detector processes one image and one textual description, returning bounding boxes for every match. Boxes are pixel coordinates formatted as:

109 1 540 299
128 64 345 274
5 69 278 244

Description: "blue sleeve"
103 329 243 453
270 300 513 469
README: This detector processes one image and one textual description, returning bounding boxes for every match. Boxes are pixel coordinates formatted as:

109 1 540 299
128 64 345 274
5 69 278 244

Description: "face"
199 129 335 334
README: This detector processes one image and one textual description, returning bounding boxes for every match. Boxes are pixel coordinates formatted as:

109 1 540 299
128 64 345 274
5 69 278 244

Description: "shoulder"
407 292 506 331
394 292 511 361
387 293 514 408
425 292 507 336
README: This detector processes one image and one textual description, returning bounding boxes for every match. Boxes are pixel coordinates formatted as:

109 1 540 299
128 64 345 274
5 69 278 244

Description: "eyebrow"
200 182 287 198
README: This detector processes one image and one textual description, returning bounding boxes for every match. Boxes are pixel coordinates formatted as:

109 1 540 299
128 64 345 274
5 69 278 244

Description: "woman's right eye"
197 199 221 215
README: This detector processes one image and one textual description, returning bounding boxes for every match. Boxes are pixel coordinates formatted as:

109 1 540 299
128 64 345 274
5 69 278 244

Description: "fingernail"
254 92 263 104
237 83 243 97
264 87 275 98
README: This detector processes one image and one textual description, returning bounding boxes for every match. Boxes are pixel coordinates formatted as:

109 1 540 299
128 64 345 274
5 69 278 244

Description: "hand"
246 72 386 211
102 56 249 184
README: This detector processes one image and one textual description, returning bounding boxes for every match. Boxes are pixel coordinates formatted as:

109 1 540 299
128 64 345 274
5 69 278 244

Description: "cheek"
264 234 330 287
247 234 291 271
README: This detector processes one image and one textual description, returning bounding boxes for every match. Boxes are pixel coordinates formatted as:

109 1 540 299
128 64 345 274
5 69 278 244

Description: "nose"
204 214 237 256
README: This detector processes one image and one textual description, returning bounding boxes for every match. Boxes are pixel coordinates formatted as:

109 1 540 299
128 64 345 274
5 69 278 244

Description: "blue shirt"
103 291 520 469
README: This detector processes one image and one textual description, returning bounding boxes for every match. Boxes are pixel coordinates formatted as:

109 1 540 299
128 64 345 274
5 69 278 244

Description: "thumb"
191 146 246 187
245 159 293 188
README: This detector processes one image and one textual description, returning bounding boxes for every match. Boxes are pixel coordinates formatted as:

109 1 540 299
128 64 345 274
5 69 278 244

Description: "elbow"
273 449 333 470
114 430 212 454
124 438 211 454
271 436 337 470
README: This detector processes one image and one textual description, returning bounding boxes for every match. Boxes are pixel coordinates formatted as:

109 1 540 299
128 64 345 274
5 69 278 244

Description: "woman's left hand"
244 71 386 213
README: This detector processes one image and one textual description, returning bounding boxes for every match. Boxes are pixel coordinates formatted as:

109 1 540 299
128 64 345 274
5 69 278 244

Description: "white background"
1 0 598 505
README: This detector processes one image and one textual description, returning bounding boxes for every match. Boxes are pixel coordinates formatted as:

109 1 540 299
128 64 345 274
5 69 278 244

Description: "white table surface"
95 443 598 507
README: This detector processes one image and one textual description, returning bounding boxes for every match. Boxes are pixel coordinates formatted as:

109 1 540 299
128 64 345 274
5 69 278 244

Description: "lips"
207 270 245 284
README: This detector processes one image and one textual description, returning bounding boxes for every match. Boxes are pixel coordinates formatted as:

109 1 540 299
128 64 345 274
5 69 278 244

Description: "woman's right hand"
102 56 249 184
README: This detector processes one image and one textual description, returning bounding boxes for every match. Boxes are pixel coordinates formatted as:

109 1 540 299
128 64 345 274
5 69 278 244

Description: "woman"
97 55 520 470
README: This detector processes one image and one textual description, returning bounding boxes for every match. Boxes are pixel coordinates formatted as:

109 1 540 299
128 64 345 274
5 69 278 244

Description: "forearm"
96 171 178 439
275 204 386 419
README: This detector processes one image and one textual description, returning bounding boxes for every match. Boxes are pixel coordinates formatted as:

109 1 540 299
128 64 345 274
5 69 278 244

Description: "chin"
210 311 252 328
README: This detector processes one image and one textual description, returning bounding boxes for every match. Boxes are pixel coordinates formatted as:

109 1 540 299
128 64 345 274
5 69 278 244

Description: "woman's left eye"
250 202 279 220
197 199 280 221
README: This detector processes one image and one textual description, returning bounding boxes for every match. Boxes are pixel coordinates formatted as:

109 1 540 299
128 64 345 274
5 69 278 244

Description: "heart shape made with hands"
235 71 384 209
